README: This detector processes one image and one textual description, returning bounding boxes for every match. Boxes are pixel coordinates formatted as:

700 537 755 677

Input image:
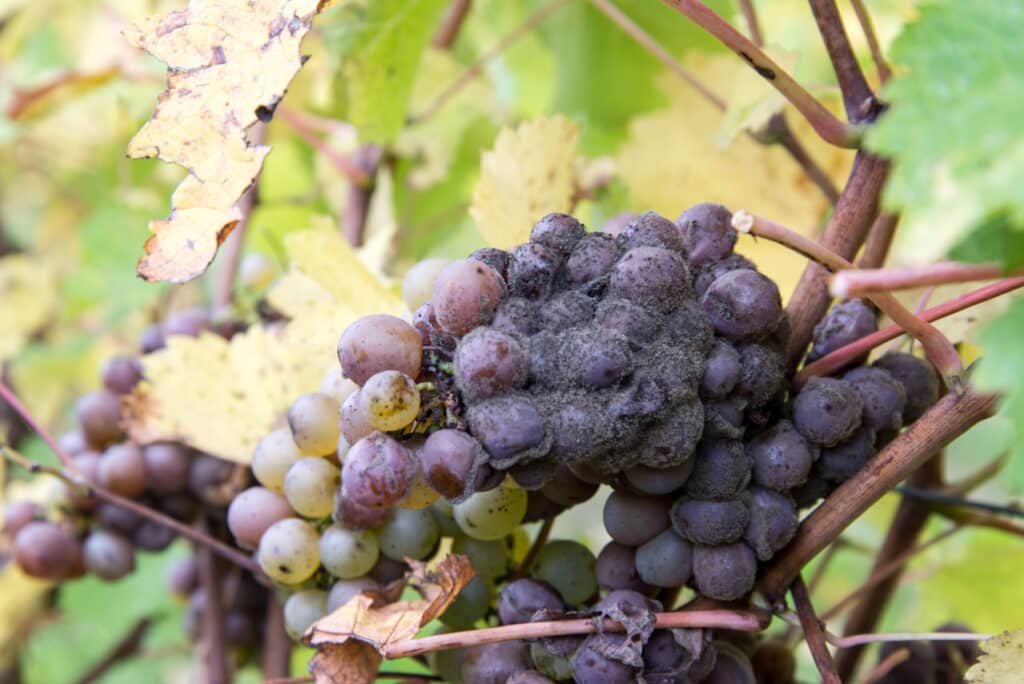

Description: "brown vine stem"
944 452 1009 495
277 106 370 187
343 145 382 248
791 576 841 684
832 261 1004 297
808 0 878 122
831 631 991 649
409 0 571 125
588 0 839 204
198 535 229 684
796 276 1024 385
861 647 910 684
737 0 763 45
733 210 963 383
383 609 769 659
433 0 472 49
0 380 77 471
514 515 555 578
849 0 892 84
782 152 889 367
657 0 859 147
857 212 900 269
262 595 292 680
758 389 998 602
74 617 153 684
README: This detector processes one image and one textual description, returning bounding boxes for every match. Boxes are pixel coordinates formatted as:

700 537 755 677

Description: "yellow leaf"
308 641 381 684
0 256 58 364
470 115 580 249
716 46 799 144
124 222 402 462
967 630 1024 684
308 555 474 655
0 565 51 670
125 0 335 283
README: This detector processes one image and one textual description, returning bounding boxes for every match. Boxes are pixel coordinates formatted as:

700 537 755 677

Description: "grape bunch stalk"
228 204 943 684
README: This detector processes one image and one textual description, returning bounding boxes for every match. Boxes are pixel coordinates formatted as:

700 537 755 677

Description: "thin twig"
857 211 900 269
262 594 292 680
796 276 1024 385
198 534 229 684
74 617 153 684
808 0 878 121
382 609 770 658
791 576 841 684
758 389 997 602
737 0 763 45
898 486 1024 520
932 507 1024 538
409 0 571 125
832 631 991 649
861 647 910 684
657 0 859 147
820 525 962 622
433 0 472 49
832 262 1004 297
849 0 892 83
277 106 370 187
343 145 382 248
944 452 1009 496
734 210 963 383
0 381 77 471
774 118 841 203
514 515 555 578
589 0 725 109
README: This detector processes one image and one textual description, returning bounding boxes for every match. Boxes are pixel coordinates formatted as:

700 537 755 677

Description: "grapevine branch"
758 389 998 602
382 609 770 659
657 0 859 147
791 576 841 684
862 647 910 684
782 152 890 367
808 0 877 122
857 211 900 269
198 534 230 684
277 106 370 187
409 0 571 125
733 210 963 383
432 0 472 49
849 0 892 83
0 380 77 471
832 261 1004 297
74 617 153 684
262 595 292 680
514 515 555 578
737 0 763 45
796 276 1024 385
589 0 840 203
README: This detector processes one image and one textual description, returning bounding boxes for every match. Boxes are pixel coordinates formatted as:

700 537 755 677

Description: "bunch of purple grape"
2 308 272 656
229 205 942 682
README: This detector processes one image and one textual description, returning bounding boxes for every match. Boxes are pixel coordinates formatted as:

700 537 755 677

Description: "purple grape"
748 420 818 491
132 519 176 551
341 432 418 509
601 212 640 237
735 343 785 408
684 440 751 498
609 247 690 313
701 340 740 399
454 328 529 400
333 490 390 529
677 202 736 267
139 323 165 353
703 641 756 683
744 487 798 561
83 530 136 581
338 314 422 384
844 366 907 434
701 269 782 341
693 254 757 298
691 543 757 601
806 299 877 364
466 396 548 467
462 640 531 684
3 501 41 536
99 444 146 498
101 355 143 394
603 490 671 547
468 247 509 281
522 491 567 523
818 426 876 482
530 212 586 256
595 542 651 593
163 308 211 337
792 377 863 446
539 465 598 506
671 498 749 546
507 243 560 300
76 390 124 448
509 458 556 490
873 352 941 423
635 529 693 588
419 429 488 501
623 461 694 496
617 211 686 253
497 578 564 625
143 442 192 494
566 233 622 285
97 503 143 535
572 634 637 684
14 521 75 579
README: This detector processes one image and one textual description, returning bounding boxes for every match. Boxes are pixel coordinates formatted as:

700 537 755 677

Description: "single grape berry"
497 578 564 625
99 444 147 498
609 246 690 313
701 269 782 341
465 396 548 467
747 420 818 491
792 377 863 447
672 497 750 546
532 539 598 604
806 299 877 364
433 259 507 334
566 233 622 285
685 439 751 499
530 212 586 256
595 541 651 593
341 432 418 509
603 490 671 547
76 389 124 448
635 528 693 588
419 429 488 502
358 370 421 432
288 392 341 455
462 640 531 684
507 243 560 300
142 442 192 495
83 530 136 581
337 314 422 385
701 340 740 398
873 351 941 423
101 355 143 394
744 487 798 561
617 211 687 253
572 635 637 684
691 543 757 601
844 366 907 434
227 486 295 549
817 426 876 483
676 202 736 267
257 518 321 584
14 521 75 580
454 328 529 401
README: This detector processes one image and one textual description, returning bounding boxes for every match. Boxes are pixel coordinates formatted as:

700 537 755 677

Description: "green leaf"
540 0 730 154
949 211 1024 271
975 298 1024 466
342 0 449 144
867 0 1024 265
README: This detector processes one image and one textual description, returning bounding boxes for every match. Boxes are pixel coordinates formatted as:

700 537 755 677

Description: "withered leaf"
308 641 382 684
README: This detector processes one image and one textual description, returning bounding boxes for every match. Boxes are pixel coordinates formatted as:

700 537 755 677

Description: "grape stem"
408 0 572 125
861 647 911 684
736 0 763 45
795 276 1024 386
758 388 998 602
897 485 1024 520
791 576 841 684
432 0 472 49
831 261 1004 297
197 532 230 684
857 212 900 269
513 514 555 578
849 0 892 84
276 106 370 187
776 612 992 649
73 617 153 684
588 0 840 204
381 608 770 659
262 595 292 680
733 210 965 386
808 0 879 122
0 380 78 471
657 0 860 147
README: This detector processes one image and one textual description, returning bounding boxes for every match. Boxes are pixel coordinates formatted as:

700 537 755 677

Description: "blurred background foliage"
0 0 1020 682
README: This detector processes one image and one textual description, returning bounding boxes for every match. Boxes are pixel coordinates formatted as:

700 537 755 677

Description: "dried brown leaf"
307 554 474 656
308 641 382 684
124 0 334 282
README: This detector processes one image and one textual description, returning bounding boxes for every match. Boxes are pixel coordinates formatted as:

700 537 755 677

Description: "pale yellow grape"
400 470 439 510
283 458 340 519
288 393 341 455
453 480 527 541
340 390 374 444
319 367 359 405
319 525 379 579
257 518 320 584
283 589 327 639
239 252 277 291
252 428 303 494
359 370 420 432
401 257 451 311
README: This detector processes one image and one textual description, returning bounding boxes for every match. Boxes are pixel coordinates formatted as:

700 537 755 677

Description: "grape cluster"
230 205 944 682
2 308 275 659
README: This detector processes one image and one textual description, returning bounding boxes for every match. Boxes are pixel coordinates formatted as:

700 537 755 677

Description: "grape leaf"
125 0 337 283
974 299 1024 464
307 555 474 655
124 222 402 463
967 630 1024 684
470 115 580 249
867 0 1024 266
342 0 448 144
0 255 58 364
308 642 382 684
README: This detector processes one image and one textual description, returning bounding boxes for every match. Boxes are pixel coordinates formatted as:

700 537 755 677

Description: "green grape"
532 540 597 604
531 642 574 681
359 370 421 432
288 392 341 455
283 589 328 639
327 576 380 612
440 575 491 629
283 457 340 519
252 428 304 494
378 508 440 561
319 367 360 405
454 481 527 541
428 631 466 684
257 518 321 585
319 525 379 579
452 535 508 581
430 499 462 538
402 257 451 311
